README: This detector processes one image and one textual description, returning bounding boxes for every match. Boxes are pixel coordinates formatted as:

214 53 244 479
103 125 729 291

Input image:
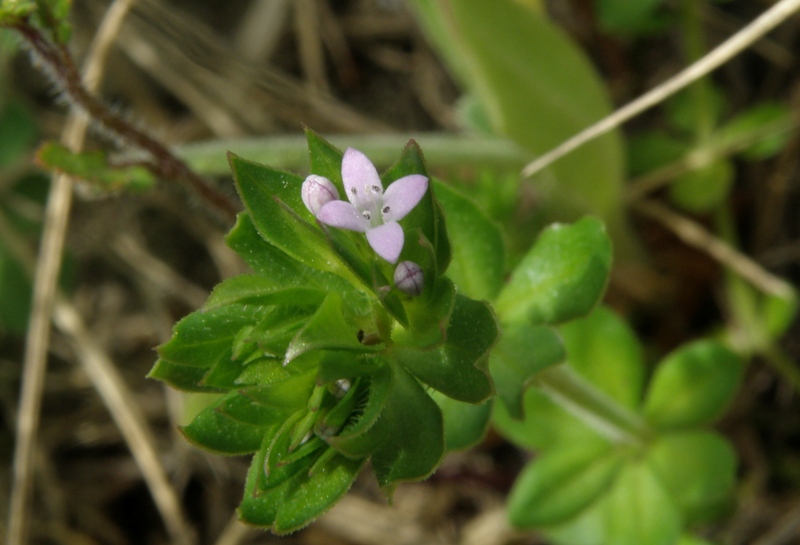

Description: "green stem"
681 0 715 142
534 364 652 447
175 134 531 176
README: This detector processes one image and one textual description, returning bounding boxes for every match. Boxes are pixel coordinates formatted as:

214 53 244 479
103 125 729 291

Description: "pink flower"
305 148 428 264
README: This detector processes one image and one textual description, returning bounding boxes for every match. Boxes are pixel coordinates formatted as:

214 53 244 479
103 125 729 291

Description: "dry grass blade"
51 297 196 545
110 0 389 136
521 0 800 178
633 199 795 299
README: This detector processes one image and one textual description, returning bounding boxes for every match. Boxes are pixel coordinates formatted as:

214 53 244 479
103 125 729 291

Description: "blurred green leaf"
627 132 689 176
495 217 612 325
508 438 622 528
0 241 32 334
0 102 36 167
409 0 627 239
666 86 728 137
490 323 565 418
433 180 505 300
718 102 794 161
668 158 734 213
37 142 156 192
643 340 742 429
647 431 736 523
595 0 670 36
763 289 798 340
432 392 491 451
559 306 645 410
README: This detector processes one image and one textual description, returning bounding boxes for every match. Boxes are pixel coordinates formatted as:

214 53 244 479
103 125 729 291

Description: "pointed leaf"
181 400 267 455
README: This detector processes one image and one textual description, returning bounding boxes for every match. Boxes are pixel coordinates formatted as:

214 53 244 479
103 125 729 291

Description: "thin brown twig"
11 21 238 223
633 199 795 299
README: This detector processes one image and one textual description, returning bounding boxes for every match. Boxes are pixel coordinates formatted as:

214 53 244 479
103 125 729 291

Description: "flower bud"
301 175 340 216
394 261 424 296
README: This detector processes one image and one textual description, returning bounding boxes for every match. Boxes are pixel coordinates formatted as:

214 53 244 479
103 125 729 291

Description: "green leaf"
157 303 269 368
717 102 794 161
181 399 268 455
390 294 497 404
643 340 742 429
495 217 612 325
507 438 622 528
596 0 670 36
432 392 492 451
647 430 736 523
218 390 294 427
229 153 367 289
243 368 318 411
433 180 504 300
147 359 220 393
0 239 32 334
627 132 689 176
238 436 283 527
668 158 734 213
382 140 450 277
36 142 155 192
371 365 444 494
0 102 37 167
408 0 626 239
763 289 798 339
272 453 366 534
305 128 344 188
490 323 565 418
285 293 382 364
203 276 325 310
559 306 645 410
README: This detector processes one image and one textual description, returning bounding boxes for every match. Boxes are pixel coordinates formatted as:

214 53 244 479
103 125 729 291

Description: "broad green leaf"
495 217 612 325
490 323 565 418
546 461 682 545
559 306 645 410
371 365 444 495
432 391 492 451
390 294 497 404
36 142 155 192
647 431 736 523
181 399 267 455
243 368 318 411
668 158 734 213
433 180 505 300
409 0 626 240
643 340 742 429
601 462 682 545
218 390 293 427
272 453 366 534
507 438 622 528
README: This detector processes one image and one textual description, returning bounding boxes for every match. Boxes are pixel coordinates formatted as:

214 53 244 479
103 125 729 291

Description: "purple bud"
394 261 424 296
301 175 340 216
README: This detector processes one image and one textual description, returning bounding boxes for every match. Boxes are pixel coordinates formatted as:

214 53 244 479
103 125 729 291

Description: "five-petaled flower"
301 148 428 263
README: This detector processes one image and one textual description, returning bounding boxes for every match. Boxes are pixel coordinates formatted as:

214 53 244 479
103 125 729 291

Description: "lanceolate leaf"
181 399 270 455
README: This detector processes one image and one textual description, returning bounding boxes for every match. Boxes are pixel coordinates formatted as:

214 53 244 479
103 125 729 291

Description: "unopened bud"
301 175 340 216
394 261 424 296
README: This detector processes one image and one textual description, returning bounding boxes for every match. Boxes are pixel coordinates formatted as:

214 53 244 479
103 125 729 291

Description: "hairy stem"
12 20 238 222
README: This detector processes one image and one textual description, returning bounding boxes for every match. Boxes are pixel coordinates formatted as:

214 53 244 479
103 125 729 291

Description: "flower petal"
342 148 382 210
381 174 428 222
366 221 404 263
317 201 370 232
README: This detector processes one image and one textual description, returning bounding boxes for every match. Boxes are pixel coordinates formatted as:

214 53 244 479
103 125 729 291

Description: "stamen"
371 185 381 192
350 187 357 195
382 206 390 214
362 211 371 220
